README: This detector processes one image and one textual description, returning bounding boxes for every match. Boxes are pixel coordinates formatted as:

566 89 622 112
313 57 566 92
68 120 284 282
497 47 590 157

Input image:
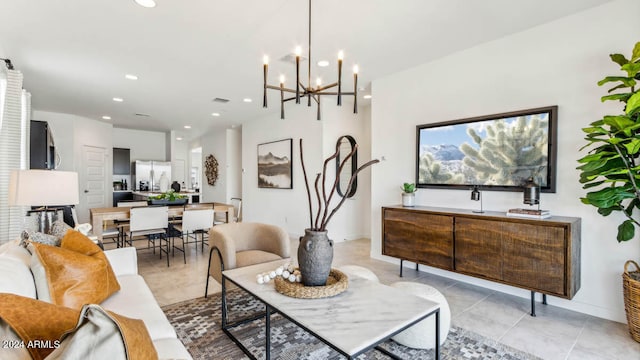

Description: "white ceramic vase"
402 192 415 207
159 172 169 192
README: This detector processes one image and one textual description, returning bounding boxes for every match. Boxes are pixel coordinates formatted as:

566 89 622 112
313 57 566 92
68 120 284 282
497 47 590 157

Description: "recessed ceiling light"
184 125 191 129
243 98 252 103
113 97 124 102
125 74 138 80
363 94 372 99
134 0 156 8
102 115 111 120
211 112 221 117
176 137 183 141
317 60 329 67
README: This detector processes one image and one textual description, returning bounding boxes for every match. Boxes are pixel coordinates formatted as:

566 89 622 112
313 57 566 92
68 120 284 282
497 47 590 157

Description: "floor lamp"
9 169 79 233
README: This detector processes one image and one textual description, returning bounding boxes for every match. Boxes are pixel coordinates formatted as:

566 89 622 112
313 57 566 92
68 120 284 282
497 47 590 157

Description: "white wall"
370 0 640 323
242 105 323 235
226 128 242 201
34 110 113 223
112 128 166 162
321 104 373 241
241 101 371 241
200 129 227 202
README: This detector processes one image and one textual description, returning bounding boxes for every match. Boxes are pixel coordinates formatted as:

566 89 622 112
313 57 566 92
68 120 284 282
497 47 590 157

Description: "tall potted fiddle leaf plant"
577 41 640 342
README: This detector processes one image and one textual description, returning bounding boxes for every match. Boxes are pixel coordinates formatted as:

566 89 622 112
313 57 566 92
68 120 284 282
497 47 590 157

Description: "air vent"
135 113 151 117
213 97 230 103
280 54 307 64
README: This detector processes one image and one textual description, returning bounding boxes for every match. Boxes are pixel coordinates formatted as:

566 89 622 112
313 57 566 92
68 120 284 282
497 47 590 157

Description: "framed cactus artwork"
415 106 557 193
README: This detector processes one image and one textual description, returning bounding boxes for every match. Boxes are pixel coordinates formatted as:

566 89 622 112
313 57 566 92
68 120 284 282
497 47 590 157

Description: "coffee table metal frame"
221 261 440 360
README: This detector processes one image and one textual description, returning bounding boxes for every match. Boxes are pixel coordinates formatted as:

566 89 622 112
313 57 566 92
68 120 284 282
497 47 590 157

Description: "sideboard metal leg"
530 291 536 317
542 294 547 305
415 262 419 272
400 259 404 277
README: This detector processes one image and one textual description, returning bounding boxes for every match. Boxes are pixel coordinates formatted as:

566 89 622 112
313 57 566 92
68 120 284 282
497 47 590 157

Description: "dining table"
89 202 235 242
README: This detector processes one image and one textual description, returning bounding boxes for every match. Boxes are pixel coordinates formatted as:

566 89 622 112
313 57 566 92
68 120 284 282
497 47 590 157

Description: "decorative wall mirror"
336 135 357 198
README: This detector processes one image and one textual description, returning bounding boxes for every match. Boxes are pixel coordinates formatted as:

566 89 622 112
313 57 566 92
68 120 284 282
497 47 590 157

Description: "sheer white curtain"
0 67 29 243
0 69 6 132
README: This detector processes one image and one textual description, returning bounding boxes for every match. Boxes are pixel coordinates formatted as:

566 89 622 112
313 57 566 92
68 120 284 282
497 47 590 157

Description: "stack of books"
506 208 551 219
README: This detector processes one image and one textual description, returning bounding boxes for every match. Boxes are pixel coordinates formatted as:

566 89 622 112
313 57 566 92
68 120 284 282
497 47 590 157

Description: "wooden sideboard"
382 206 581 315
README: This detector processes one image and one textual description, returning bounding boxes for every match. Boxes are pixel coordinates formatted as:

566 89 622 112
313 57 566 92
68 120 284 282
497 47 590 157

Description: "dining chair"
125 206 170 266
172 209 214 264
114 201 149 247
229 197 242 222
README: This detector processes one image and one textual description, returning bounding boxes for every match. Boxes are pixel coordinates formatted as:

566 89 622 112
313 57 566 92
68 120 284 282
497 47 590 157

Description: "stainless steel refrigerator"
133 160 172 191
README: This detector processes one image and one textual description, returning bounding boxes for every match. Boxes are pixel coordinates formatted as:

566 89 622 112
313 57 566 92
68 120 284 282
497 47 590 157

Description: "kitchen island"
132 191 200 204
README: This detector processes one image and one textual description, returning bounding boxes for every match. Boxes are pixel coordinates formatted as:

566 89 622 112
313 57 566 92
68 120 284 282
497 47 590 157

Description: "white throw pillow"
0 319 31 360
27 243 52 302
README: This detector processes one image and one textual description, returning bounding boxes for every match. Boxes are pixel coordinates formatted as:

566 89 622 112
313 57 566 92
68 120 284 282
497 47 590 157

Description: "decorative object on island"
148 190 188 206
298 138 379 286
257 138 292 189
171 181 181 192
261 0 359 120
577 41 640 342
158 171 169 192
8 169 79 233
470 185 483 213
401 182 417 207
204 154 219 186
416 106 557 193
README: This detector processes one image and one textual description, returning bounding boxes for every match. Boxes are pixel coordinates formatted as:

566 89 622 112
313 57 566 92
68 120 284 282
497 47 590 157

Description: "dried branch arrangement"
300 138 379 231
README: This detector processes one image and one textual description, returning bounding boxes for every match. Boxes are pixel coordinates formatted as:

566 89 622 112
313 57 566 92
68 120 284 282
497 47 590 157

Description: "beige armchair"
205 222 290 296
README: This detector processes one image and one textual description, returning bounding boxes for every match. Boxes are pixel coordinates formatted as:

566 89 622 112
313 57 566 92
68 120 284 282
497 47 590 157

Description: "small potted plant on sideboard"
402 183 417 207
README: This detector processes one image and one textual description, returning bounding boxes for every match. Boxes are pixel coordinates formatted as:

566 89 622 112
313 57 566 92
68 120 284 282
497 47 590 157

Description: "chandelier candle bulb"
337 51 343 106
280 79 285 120
295 46 301 104
263 55 269 108
353 66 358 114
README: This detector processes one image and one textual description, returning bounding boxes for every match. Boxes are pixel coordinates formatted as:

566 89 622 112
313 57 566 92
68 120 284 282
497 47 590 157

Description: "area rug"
162 290 541 360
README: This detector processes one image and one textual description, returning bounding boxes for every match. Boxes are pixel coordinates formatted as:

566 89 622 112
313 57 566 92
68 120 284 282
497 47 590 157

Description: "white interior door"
77 145 107 223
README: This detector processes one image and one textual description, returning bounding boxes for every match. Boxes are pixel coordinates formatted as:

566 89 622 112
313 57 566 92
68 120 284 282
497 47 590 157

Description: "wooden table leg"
91 213 103 241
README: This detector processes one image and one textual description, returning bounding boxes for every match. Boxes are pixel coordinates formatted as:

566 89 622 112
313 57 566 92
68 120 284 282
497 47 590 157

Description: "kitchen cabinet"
113 191 133 206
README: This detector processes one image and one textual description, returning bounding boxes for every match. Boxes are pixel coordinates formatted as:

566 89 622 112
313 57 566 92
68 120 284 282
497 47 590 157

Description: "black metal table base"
221 276 441 360
399 259 420 278
530 291 548 317
399 258 550 318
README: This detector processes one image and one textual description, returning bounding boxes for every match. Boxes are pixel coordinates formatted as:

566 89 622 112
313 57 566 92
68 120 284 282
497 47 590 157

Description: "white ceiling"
0 0 612 141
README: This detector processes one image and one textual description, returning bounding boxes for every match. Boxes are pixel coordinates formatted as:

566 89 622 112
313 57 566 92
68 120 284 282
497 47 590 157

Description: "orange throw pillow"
0 293 79 360
30 230 120 309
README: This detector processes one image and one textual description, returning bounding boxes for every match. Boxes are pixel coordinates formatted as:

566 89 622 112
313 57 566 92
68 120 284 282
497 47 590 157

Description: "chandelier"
262 0 358 120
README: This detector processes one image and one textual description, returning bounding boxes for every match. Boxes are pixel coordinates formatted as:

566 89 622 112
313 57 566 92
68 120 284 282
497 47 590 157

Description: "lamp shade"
9 170 79 207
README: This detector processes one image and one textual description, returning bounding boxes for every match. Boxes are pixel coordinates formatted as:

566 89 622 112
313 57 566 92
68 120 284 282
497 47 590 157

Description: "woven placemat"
275 268 348 299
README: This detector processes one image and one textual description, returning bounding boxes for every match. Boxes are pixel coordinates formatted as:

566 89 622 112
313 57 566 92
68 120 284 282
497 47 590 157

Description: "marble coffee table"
221 259 441 360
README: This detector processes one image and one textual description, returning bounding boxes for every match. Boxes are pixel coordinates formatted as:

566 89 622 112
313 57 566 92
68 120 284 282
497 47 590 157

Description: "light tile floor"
119 237 640 360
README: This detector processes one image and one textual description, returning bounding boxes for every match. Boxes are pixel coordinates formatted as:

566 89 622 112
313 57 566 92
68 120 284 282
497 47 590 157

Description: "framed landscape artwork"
258 138 293 189
416 106 557 192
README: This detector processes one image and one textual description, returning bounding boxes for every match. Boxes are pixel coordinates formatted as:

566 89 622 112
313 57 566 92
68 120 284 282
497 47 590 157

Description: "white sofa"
0 241 192 360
